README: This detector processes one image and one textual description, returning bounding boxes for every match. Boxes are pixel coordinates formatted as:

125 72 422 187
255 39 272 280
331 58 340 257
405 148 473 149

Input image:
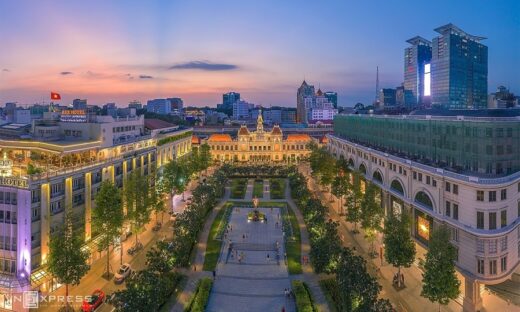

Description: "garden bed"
292 280 316 312
270 178 286 199
203 203 232 271
253 179 264 198
184 278 213 312
230 178 248 199
285 204 302 274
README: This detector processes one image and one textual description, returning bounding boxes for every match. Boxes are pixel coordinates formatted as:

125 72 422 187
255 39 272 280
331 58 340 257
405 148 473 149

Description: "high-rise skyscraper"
404 36 432 108
324 91 338 108
223 92 240 108
73 99 88 109
297 80 315 123
431 24 488 109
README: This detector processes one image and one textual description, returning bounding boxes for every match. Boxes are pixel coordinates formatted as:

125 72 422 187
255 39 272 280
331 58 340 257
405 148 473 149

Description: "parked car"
82 289 105 312
114 263 132 284
127 242 143 255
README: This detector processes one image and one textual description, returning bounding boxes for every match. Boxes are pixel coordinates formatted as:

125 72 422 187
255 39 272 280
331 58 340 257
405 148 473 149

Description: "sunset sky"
0 0 519 107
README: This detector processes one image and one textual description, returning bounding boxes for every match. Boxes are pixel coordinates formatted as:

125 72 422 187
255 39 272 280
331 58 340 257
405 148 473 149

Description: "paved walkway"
263 179 271 200
299 164 518 312
171 186 230 312
207 207 295 312
244 179 254 200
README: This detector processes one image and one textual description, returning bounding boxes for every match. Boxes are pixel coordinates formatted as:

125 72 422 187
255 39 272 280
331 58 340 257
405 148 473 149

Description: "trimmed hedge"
270 178 286 199
157 131 193 146
318 278 341 312
185 278 213 312
292 280 314 312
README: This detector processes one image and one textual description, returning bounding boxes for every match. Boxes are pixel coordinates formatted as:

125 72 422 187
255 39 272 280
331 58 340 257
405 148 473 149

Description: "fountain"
247 197 265 222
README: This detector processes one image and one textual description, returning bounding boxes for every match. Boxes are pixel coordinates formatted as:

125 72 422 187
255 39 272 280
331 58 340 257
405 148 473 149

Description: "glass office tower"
431 24 488 109
404 36 432 108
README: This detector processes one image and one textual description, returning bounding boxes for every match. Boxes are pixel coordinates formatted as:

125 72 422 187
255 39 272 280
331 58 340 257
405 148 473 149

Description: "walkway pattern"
207 207 295 312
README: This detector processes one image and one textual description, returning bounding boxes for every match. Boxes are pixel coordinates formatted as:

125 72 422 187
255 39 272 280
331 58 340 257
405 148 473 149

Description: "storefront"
414 209 433 246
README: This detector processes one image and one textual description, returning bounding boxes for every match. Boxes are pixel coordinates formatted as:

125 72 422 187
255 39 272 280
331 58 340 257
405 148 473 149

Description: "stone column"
40 183 50 264
463 277 483 312
84 173 92 241
140 155 145 175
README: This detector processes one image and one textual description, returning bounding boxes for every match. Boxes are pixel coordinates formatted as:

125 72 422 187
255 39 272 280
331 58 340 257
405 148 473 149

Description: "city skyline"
0 0 519 107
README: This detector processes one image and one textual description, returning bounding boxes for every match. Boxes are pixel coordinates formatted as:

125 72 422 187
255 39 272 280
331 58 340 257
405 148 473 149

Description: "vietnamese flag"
51 92 61 100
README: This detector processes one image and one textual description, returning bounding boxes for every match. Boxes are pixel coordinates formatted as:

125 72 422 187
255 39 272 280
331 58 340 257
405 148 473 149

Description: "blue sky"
0 0 518 107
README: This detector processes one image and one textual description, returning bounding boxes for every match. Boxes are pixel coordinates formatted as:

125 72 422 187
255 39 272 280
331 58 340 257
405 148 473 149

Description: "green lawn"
286 204 302 274
202 203 232 271
253 179 264 198
270 178 286 199
230 178 248 199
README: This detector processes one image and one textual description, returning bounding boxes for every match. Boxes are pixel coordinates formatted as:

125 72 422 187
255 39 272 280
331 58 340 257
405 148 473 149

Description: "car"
82 289 105 312
114 263 132 284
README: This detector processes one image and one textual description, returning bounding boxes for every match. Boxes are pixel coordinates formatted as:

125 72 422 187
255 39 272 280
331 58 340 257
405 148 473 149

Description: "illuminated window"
424 63 431 96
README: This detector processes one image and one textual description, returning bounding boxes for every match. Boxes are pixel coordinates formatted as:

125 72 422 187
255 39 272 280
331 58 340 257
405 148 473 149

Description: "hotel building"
327 113 520 312
0 111 191 311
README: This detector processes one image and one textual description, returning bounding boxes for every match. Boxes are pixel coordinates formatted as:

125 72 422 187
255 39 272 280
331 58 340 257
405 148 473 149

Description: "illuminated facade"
329 113 520 312
207 112 312 163
0 114 191 310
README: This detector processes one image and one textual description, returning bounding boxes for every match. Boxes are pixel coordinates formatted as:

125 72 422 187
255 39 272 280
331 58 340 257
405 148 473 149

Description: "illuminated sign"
424 63 431 96
60 109 87 123
0 176 28 188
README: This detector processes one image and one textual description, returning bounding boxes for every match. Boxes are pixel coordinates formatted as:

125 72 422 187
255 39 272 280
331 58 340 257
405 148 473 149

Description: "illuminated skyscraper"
404 36 432 108
431 23 488 109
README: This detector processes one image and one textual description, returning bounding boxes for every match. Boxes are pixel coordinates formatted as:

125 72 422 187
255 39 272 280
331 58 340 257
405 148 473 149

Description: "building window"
450 227 459 242
489 260 497 275
418 173 422 182
453 204 458 220
501 189 507 200
477 258 485 274
489 191 496 202
500 236 507 251
432 179 437 187
501 256 507 273
453 184 458 195
445 182 451 192
426 176 431 185
501 210 507 228
489 212 497 230
477 211 484 229
477 240 484 253
445 201 451 217
477 190 484 201
489 239 497 254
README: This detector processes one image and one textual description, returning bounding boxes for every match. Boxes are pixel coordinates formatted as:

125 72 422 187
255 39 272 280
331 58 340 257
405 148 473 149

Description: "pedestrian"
281 307 285 312
284 288 288 297
267 253 270 260
212 270 216 280
193 265 196 271
243 233 245 240
401 273 404 286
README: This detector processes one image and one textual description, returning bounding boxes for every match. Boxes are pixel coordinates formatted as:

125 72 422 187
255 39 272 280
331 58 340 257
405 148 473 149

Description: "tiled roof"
319 135 328 144
238 126 250 135
208 134 233 142
192 135 201 144
271 125 282 135
144 118 175 130
286 134 311 142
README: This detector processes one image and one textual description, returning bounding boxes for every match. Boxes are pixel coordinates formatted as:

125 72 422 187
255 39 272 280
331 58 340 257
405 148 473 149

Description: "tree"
331 173 348 214
345 173 362 233
309 220 342 273
383 211 416 288
93 181 124 278
199 143 212 172
360 182 384 257
421 226 460 311
112 269 177 312
47 209 90 311
126 172 152 246
146 240 174 274
336 248 385 312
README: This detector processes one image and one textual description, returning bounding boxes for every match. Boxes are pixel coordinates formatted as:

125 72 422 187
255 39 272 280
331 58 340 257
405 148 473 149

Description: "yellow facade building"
206 112 312 163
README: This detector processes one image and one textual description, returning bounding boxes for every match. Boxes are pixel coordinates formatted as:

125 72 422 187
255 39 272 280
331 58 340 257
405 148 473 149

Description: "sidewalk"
171 186 231 312
299 164 517 312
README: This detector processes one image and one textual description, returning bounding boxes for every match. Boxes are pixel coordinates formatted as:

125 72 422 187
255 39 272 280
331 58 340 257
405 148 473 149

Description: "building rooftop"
192 135 201 145
286 134 311 142
207 133 233 142
144 118 176 130
238 126 250 135
406 36 432 46
271 125 282 135
434 23 486 41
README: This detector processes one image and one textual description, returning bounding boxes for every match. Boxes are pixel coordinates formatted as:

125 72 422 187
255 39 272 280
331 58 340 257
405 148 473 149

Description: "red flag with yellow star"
51 92 61 100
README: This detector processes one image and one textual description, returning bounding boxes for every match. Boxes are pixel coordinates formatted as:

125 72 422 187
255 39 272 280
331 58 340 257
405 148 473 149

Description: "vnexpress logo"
23 291 39 309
